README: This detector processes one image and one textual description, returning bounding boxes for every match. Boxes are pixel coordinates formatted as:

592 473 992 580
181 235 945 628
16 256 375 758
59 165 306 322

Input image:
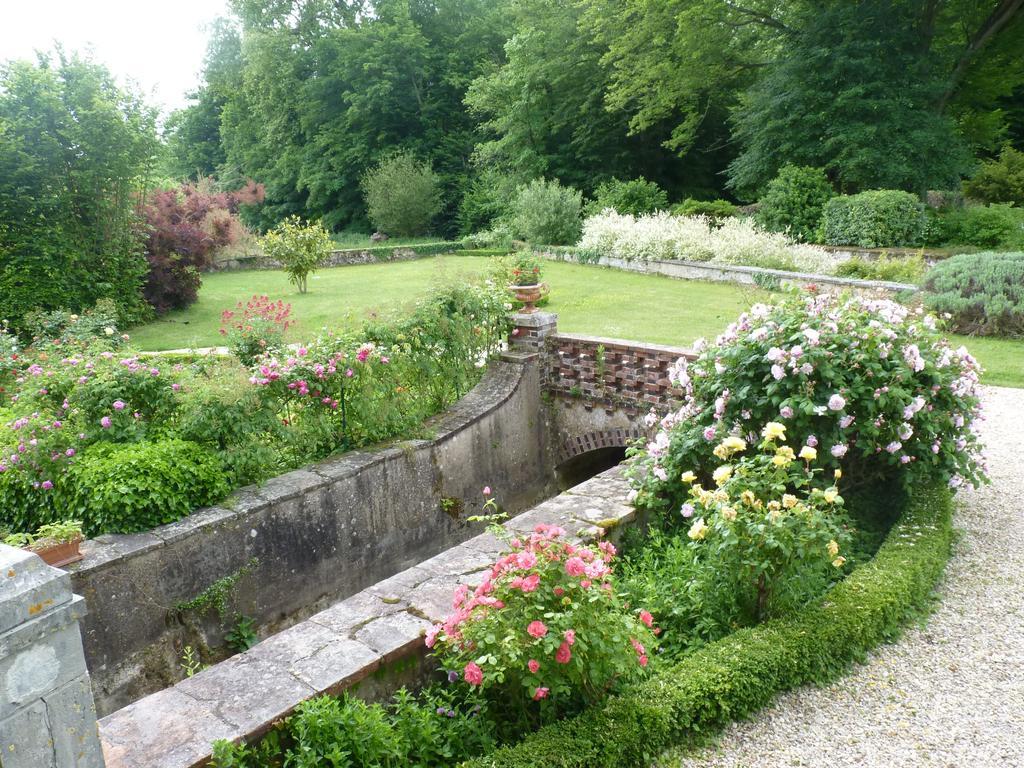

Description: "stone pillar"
508 311 558 356
0 544 104 768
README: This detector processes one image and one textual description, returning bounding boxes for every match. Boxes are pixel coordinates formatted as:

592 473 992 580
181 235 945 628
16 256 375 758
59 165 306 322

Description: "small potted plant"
509 255 544 313
3 520 85 568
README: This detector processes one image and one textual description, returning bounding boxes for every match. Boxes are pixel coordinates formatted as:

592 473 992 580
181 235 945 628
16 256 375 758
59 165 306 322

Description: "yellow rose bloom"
740 490 756 506
712 465 733 487
713 443 730 460
714 436 747 459
681 471 697 483
782 493 798 509
721 505 737 521
688 518 708 540
712 488 729 503
762 421 787 441
832 556 847 568
799 445 817 461
823 487 839 504
834 468 843 480
827 540 840 557
767 500 782 510
769 509 782 523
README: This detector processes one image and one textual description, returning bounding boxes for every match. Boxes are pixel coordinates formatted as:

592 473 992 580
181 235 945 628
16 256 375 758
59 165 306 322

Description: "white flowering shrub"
578 211 842 275
628 292 987 522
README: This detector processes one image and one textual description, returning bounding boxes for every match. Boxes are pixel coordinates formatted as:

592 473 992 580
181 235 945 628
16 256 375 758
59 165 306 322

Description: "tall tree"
0 52 159 328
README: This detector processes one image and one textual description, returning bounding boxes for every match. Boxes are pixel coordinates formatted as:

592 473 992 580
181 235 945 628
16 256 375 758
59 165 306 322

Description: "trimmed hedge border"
462 484 955 767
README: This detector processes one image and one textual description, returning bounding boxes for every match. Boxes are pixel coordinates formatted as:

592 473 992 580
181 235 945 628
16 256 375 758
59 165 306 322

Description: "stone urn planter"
31 535 84 568
510 283 543 313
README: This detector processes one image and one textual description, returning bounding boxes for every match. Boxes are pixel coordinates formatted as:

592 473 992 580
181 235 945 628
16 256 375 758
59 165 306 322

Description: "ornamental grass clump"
629 293 986 524
428 523 658 720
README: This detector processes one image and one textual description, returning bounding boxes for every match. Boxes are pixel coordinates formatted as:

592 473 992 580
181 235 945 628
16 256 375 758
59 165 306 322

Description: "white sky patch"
0 0 230 115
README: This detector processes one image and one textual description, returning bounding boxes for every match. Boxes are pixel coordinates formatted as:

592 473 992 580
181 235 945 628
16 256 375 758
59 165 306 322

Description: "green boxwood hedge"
461 484 954 767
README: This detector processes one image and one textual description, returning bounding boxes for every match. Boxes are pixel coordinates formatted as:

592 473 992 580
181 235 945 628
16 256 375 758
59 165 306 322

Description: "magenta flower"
555 642 572 664
41 480 53 490
527 620 548 639
483 486 492 496
528 659 540 674
532 686 549 701
100 416 112 429
113 400 126 411
828 394 846 411
463 662 483 686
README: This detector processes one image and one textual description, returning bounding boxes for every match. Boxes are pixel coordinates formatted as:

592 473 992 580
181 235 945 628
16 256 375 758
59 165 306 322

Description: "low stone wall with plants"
537 247 917 294
461 484 954 767
208 242 460 272
71 358 558 716
96 466 637 768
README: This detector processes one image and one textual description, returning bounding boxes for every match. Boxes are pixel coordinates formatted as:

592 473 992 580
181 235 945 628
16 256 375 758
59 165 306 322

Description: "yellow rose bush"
622 428 850 651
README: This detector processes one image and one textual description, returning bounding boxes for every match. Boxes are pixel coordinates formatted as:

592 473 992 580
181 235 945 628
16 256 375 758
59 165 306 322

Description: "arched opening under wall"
556 446 628 490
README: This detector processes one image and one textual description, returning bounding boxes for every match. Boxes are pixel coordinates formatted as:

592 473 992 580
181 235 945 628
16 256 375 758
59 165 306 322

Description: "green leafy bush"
963 146 1024 206
210 686 495 768
922 251 1024 337
670 198 738 219
928 203 1024 249
461 485 954 768
457 170 519 236
585 177 668 217
821 190 927 247
64 440 228 536
361 151 443 237
509 179 583 246
834 253 926 283
259 217 333 294
755 165 834 242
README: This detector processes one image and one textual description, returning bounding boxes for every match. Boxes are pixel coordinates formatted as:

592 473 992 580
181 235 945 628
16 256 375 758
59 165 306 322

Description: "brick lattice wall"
544 333 695 415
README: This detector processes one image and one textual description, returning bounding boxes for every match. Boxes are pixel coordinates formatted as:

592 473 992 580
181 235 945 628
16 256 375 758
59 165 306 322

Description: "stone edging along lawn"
462 484 955 767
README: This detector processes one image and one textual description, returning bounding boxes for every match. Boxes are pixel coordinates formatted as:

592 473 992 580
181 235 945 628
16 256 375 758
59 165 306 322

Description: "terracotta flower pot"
510 283 543 313
31 536 84 568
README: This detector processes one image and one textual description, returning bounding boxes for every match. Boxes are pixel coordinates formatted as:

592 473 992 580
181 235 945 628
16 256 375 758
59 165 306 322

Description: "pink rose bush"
629 293 986 522
428 523 657 711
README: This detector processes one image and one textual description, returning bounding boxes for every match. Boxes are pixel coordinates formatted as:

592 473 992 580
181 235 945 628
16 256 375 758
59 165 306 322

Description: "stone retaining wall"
97 466 636 768
70 359 557 716
208 243 457 272
536 250 918 294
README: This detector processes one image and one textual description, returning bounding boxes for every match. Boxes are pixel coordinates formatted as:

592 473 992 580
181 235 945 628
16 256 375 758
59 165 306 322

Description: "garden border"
533 248 918 294
461 483 954 767
208 242 462 272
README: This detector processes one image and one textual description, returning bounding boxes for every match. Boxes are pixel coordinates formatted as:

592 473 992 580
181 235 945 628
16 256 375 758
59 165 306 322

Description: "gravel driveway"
659 385 1024 768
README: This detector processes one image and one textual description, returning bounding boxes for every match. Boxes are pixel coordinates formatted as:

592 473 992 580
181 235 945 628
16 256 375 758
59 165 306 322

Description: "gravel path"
660 385 1024 768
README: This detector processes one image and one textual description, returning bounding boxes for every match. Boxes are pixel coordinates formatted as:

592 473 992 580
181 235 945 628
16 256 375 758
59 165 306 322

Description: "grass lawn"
129 256 1024 388
330 231 451 248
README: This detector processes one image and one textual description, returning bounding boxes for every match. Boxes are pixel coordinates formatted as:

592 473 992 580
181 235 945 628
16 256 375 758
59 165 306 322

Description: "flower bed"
0 282 510 538
460 483 954 767
577 210 843 275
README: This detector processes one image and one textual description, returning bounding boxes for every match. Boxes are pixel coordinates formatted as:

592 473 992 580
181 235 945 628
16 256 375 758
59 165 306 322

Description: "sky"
0 0 230 116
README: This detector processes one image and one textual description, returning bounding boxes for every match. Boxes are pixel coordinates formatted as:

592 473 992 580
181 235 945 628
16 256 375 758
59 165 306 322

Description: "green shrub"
922 251 1024 337
585 177 668 217
361 151 443 237
461 485 954 767
928 203 1024 249
457 170 519 236
21 299 125 347
509 179 583 246
64 440 228 536
670 198 739 219
834 253 926 283
259 217 333 294
963 145 1024 206
210 686 496 768
755 165 834 242
821 190 927 247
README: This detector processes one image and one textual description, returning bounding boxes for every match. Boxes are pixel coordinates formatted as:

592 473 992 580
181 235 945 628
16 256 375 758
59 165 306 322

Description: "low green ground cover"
129 257 1024 387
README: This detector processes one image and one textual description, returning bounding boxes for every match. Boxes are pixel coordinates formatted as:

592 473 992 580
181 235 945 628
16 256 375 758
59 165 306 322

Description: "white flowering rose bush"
577 211 841 274
627 292 987 522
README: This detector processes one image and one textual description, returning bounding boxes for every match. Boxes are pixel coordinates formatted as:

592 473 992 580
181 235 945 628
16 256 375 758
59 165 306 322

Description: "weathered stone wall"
1 545 104 768
98 466 636 768
535 249 918 295
70 359 558 716
208 243 457 272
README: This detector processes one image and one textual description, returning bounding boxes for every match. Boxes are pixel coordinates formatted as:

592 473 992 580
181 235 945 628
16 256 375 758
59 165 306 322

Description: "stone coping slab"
98 465 635 768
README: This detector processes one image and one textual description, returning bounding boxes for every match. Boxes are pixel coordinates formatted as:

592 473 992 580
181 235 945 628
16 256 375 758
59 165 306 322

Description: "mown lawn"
129 256 1024 388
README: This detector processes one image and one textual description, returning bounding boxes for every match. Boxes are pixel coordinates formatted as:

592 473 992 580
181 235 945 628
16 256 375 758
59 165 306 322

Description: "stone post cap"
0 544 74 636
511 311 558 328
